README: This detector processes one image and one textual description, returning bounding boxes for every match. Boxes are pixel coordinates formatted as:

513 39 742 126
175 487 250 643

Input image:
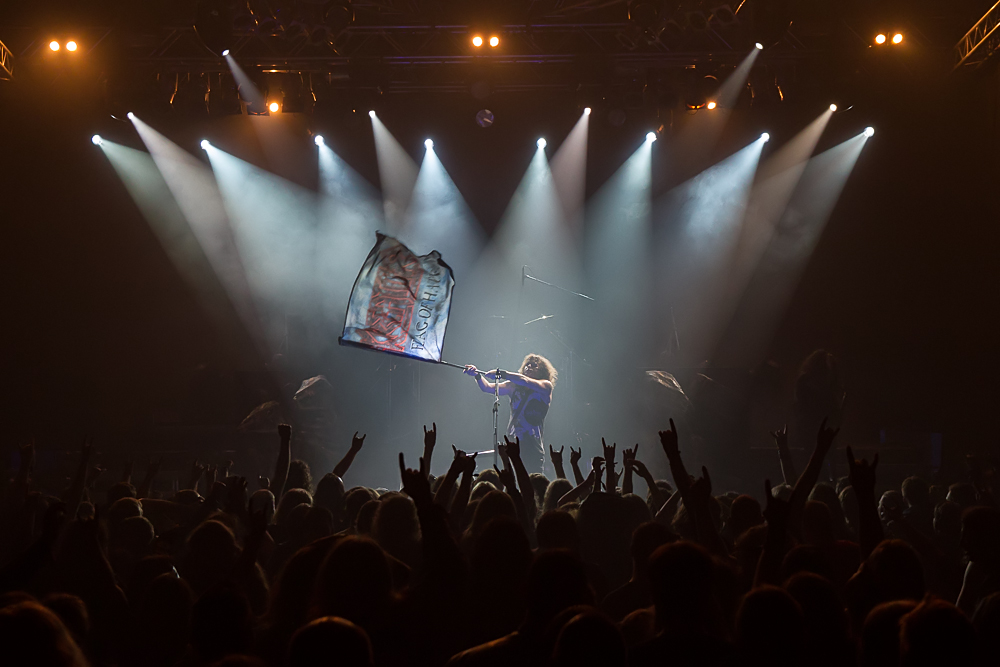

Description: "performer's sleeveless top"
507 386 549 442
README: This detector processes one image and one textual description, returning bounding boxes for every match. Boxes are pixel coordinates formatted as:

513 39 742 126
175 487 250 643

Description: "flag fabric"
340 233 455 362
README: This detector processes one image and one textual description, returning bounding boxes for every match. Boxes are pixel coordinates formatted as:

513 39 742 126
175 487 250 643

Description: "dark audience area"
2 418 999 667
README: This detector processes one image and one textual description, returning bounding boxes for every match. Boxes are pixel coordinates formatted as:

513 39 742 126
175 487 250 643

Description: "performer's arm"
464 365 513 395
504 372 552 394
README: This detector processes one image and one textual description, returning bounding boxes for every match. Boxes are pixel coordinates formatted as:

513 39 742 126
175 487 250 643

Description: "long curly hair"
520 354 558 385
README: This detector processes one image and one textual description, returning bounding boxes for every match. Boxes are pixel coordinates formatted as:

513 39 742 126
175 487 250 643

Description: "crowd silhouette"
2 415 999 667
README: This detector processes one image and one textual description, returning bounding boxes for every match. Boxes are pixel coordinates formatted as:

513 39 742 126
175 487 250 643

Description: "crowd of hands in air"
2 416 1000 667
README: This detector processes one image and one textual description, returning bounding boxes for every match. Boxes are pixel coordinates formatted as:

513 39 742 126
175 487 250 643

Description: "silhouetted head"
188 519 238 562
802 500 834 546
879 490 904 522
899 598 975 667
286 460 313 494
470 480 498 502
191 585 254 662
313 537 392 630
530 473 550 503
736 586 805 667
249 489 276 525
174 488 203 505
543 479 574 513
933 500 962 539
961 506 1000 564
136 573 194 664
647 481 673 515
781 544 835 582
868 540 925 603
550 611 627 667
629 522 675 578
472 517 532 590
275 488 313 525
343 488 377 527
476 467 501 489
372 494 420 565
901 477 930 509
735 524 768 583
288 616 373 667
467 490 517 540
107 481 137 506
648 541 716 629
313 473 346 519
523 550 592 629
621 493 652 526
537 510 580 553
118 515 155 554
861 600 918 667
41 594 88 648
727 494 763 540
355 500 379 535
840 486 859 533
0 601 88 667
973 591 1000 665
785 573 849 657
946 483 977 509
107 497 143 526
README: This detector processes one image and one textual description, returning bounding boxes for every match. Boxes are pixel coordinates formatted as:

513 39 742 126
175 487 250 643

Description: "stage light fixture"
646 131 657 142
201 139 210 149
472 35 483 47
537 138 547 148
584 107 592 115
91 134 102 145
66 40 78 52
755 42 763 50
314 135 324 146
830 103 837 111
368 110 375 118
875 33 886 44
892 33 903 44
707 101 717 110
864 127 875 137
268 101 279 113
761 132 770 142
127 112 135 119
489 35 499 47
49 41 60 51
425 139 434 148
222 49 230 56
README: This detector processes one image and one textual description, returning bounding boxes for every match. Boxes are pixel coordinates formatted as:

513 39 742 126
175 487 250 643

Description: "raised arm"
505 437 538 521
602 439 617 493
569 447 585 486
558 470 596 507
504 372 552 394
659 419 691 494
421 423 437 478
449 452 477 529
464 365 513 395
787 419 839 536
622 445 638 496
754 480 791 588
549 445 566 480
136 458 162 499
771 425 798 486
269 424 292 498
63 438 94 520
434 446 465 507
631 459 667 513
333 432 365 479
846 446 883 560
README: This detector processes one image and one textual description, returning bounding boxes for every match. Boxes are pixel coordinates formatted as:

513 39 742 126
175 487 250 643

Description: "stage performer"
464 354 556 474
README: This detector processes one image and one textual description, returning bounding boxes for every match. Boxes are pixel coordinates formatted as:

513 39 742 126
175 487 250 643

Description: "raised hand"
494 464 517 492
549 445 564 466
630 459 652 480
464 364 479 376
689 466 712 503
504 435 521 460
351 431 367 452
258 476 270 490
770 425 788 450
592 456 605 492
423 423 437 451
227 476 248 516
763 479 791 529
570 447 582 466
602 438 616 490
189 459 206 490
817 417 840 454
846 446 879 494
400 453 432 506
622 444 638 469
658 419 680 458
278 423 292 442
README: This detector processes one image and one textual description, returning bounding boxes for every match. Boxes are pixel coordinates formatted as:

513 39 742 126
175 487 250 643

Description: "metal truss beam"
0 39 13 80
955 0 1000 70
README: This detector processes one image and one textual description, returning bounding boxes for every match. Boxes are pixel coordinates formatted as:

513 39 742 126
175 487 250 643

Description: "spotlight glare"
314 135 324 146
707 101 717 110
268 101 279 113
65 40 78 52
126 112 135 120
584 107 592 115
91 134 102 145
875 33 886 44
200 139 210 150
755 42 763 50
830 103 837 111
761 132 770 142
222 49 230 56
892 32 903 44
49 40 60 51
368 110 375 118
424 138 434 149
489 35 500 47
472 35 483 47
646 131 657 142
864 126 875 137
537 138 547 148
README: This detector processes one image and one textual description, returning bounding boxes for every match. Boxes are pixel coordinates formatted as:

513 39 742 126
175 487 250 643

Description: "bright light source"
472 35 483 47
66 41 78 52
537 138 547 148
368 110 375 118
489 35 499 47
761 132 770 142
314 135 324 146
222 49 230 56
424 139 434 149
646 132 657 142
707 101 717 110
91 134 102 145
583 107 591 115
830 103 837 111
892 33 903 44
200 139 210 150
126 112 135 120
268 101 279 113
755 42 763 50
864 127 875 137
875 33 886 44
49 40 60 51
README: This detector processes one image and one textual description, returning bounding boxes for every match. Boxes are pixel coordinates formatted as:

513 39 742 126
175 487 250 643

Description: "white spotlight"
537 138 547 148
761 132 770 142
314 135 324 146
864 127 875 137
126 111 135 120
91 134 102 145
755 42 763 50
830 104 837 111
646 131 657 142
222 49 230 56
200 139 210 150
425 138 434 149
584 107 591 116
368 110 376 118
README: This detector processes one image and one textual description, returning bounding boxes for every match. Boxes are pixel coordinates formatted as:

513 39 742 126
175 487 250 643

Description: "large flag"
340 233 455 362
